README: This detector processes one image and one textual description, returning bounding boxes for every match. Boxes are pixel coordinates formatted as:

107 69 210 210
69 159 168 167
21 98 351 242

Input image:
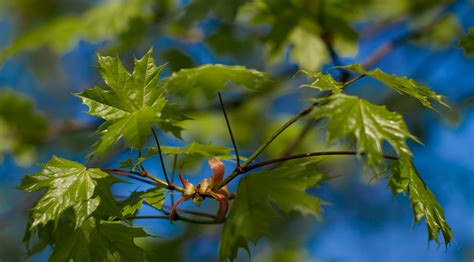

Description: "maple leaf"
388 156 453 245
18 157 121 229
312 94 419 167
49 219 149 262
300 70 343 93
77 49 170 157
340 64 448 109
219 161 327 261
163 64 273 98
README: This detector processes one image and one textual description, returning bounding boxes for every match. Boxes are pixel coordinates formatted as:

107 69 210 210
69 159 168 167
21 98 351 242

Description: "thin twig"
244 151 398 172
151 127 172 187
162 205 217 219
126 215 223 225
102 169 161 187
171 154 178 206
218 92 241 167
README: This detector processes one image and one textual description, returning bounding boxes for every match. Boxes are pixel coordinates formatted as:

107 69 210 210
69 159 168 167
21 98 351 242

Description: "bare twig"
244 151 398 172
151 127 173 187
218 92 241 168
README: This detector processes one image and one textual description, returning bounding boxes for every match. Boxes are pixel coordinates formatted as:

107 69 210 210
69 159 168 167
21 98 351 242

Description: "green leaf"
460 28 474 55
289 27 328 71
300 70 343 93
0 90 47 166
50 219 149 262
163 64 273 98
77 49 171 157
180 0 249 25
312 94 419 167
340 64 448 109
146 142 237 160
219 161 327 261
0 0 154 62
388 156 452 245
120 188 166 217
18 157 121 229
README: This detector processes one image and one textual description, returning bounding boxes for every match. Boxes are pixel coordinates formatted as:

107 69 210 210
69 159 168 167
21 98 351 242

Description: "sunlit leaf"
219 161 327 261
18 157 121 228
312 94 419 167
388 156 452 245
300 70 343 93
120 188 166 217
77 49 174 157
340 64 448 108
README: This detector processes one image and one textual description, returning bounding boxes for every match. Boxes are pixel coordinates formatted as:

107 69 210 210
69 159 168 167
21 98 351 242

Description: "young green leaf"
0 0 154 62
388 157 452 245
460 28 474 55
120 188 166 217
312 94 419 168
163 64 273 98
219 161 327 261
77 49 173 157
340 64 448 108
18 157 121 229
300 70 343 93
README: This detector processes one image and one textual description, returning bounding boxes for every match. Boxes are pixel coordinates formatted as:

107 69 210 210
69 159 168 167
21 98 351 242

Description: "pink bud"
208 157 225 185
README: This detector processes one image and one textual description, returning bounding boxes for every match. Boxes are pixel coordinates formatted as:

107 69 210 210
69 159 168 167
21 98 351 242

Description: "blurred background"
0 0 473 261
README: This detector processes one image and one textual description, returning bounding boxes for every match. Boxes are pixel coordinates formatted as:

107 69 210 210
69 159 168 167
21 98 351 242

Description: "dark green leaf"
50 219 149 262
388 156 452 245
312 94 419 168
0 90 47 166
460 28 474 55
219 161 327 261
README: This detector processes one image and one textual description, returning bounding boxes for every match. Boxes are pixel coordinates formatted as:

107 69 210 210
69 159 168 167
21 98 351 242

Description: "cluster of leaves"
18 49 453 261
0 0 459 72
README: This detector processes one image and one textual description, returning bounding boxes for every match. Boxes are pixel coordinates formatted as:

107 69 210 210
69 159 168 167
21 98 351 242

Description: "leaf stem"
101 168 184 192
